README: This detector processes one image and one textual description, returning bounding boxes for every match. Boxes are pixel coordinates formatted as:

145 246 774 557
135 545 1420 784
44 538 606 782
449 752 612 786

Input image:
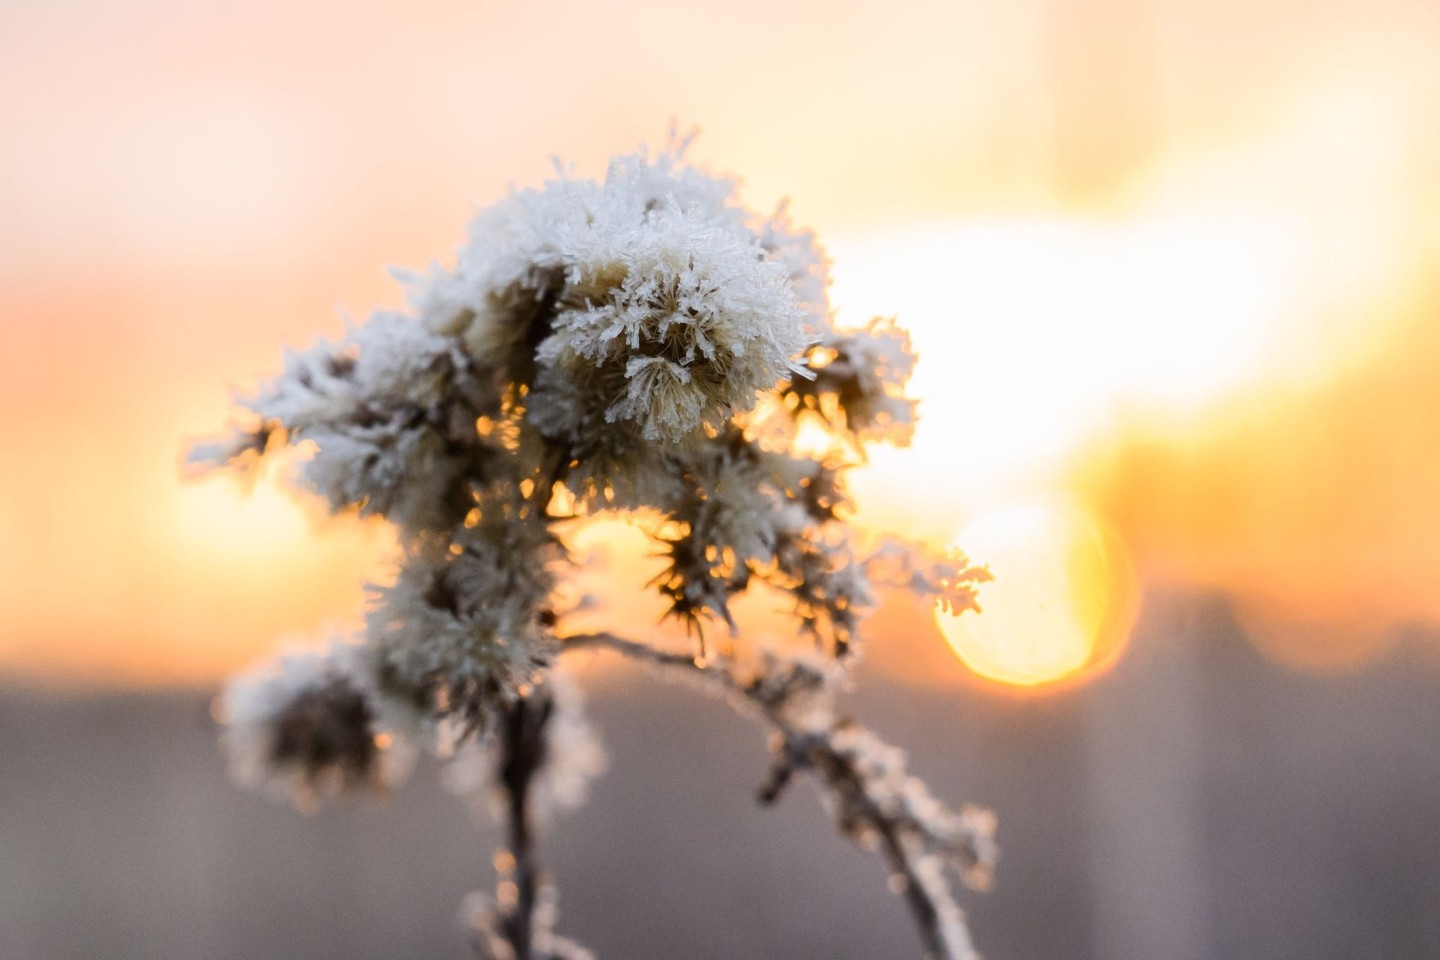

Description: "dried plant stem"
557 631 978 960
494 693 554 960
811 745 951 960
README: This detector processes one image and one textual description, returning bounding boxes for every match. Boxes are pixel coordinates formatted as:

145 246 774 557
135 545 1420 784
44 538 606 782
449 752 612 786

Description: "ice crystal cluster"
193 141 996 960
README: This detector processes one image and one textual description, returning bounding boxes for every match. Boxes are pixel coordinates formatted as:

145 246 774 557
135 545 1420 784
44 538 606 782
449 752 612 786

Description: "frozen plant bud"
756 200 831 328
786 317 920 446
535 206 814 442
365 484 562 728
220 644 413 808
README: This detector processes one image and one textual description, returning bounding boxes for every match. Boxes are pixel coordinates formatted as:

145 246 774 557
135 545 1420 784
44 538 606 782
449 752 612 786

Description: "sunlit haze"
5 0 1440 688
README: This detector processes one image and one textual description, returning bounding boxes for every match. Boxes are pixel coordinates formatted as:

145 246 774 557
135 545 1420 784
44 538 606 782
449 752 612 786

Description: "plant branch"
557 631 987 960
807 737 968 960
493 692 554 960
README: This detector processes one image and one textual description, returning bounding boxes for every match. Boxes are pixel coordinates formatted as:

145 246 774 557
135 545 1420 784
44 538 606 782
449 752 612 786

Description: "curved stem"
556 631 980 960
809 747 952 960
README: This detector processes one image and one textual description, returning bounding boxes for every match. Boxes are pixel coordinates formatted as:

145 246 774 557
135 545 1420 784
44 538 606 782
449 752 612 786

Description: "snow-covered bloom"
526 359 678 509
756 523 876 655
865 536 992 618
533 204 814 442
651 434 813 629
365 486 562 729
786 317 920 445
447 146 818 444
757 201 831 328
191 312 503 534
219 642 415 808
192 140 993 960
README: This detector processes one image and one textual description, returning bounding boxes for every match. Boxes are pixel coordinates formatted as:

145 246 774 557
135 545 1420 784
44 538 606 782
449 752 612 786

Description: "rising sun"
936 499 1137 688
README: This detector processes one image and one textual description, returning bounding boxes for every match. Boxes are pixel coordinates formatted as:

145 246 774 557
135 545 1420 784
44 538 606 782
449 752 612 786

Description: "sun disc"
937 499 1136 688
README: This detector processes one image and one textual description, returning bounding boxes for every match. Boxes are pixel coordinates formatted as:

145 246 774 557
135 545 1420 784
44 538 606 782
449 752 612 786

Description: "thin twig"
556 631 981 960
808 744 955 960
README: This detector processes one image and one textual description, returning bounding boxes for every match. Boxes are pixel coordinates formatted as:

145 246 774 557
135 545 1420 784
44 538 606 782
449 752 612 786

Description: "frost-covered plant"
192 137 996 960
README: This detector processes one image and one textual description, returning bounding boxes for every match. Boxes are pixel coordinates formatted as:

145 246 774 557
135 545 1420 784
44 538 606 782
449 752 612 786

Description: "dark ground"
3 593 1439 960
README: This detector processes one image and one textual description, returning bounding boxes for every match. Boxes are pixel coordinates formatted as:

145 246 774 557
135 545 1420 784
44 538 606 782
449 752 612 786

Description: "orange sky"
1072 292 1440 671
4 0 1440 687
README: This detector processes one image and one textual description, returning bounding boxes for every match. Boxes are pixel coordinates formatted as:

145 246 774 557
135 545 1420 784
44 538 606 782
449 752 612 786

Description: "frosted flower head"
602 138 742 219
534 201 815 442
864 537 991 618
365 485 562 730
757 201 831 328
786 317 919 446
219 643 413 808
191 311 504 534
527 359 683 510
438 145 819 445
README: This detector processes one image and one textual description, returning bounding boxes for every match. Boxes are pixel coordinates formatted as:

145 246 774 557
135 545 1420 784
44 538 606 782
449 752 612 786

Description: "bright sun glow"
830 219 1294 686
937 500 1136 687
830 218 1297 510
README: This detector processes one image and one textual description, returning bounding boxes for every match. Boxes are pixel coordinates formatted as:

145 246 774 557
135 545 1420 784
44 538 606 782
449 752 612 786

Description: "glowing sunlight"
936 500 1135 688
829 220 1295 685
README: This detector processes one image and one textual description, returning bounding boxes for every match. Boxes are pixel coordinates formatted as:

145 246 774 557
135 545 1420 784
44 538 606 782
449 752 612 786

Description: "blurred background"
4 0 1440 957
